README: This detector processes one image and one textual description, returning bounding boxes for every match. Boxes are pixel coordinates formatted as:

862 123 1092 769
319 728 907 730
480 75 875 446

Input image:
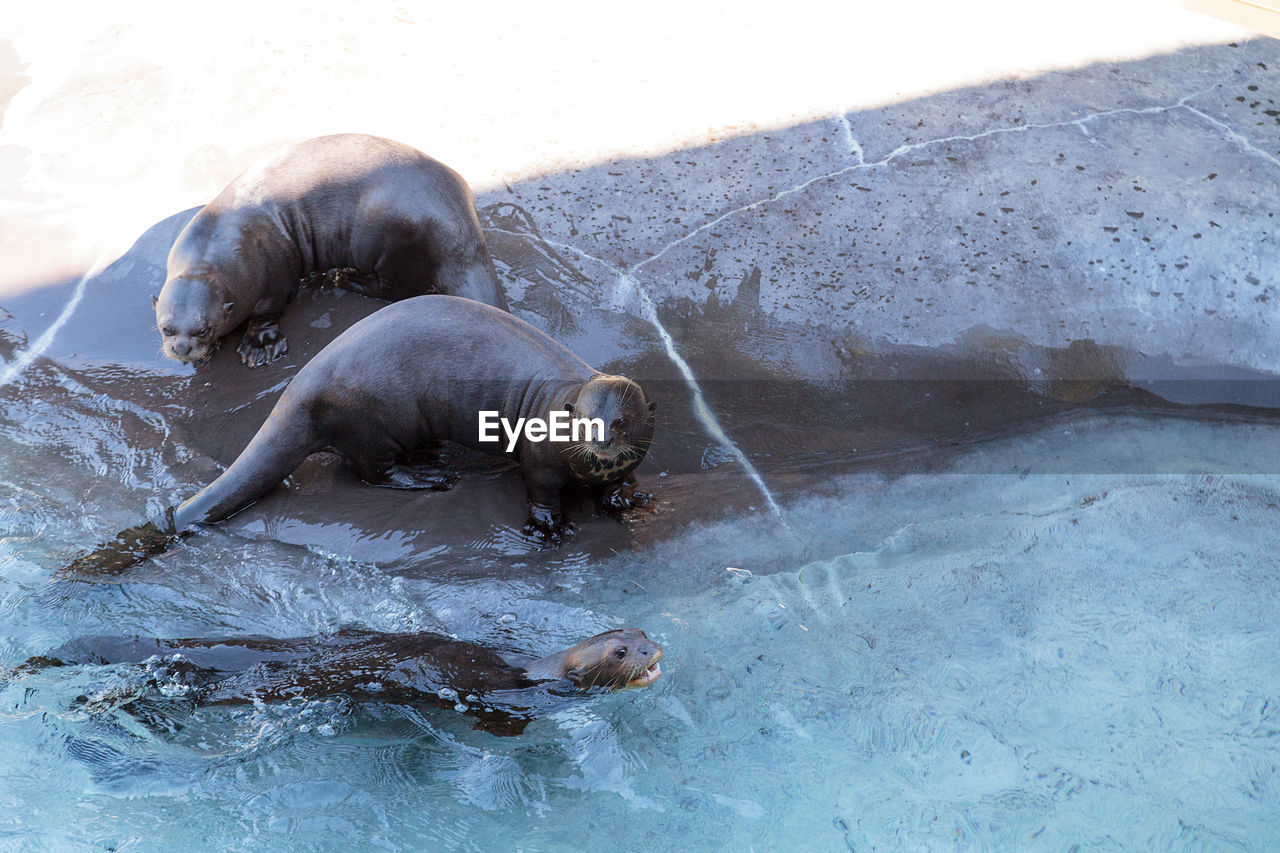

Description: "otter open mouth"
581 446 627 466
627 660 663 688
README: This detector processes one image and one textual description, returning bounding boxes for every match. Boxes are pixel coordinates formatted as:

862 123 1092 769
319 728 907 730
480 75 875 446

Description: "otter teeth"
631 662 662 686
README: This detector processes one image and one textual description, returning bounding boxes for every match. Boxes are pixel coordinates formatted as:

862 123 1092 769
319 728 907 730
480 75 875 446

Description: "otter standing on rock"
175 295 656 540
154 133 508 367
66 296 656 576
15 628 664 736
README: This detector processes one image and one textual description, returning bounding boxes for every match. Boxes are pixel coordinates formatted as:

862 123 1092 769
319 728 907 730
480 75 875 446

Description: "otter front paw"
237 322 288 368
521 505 575 547
596 484 653 514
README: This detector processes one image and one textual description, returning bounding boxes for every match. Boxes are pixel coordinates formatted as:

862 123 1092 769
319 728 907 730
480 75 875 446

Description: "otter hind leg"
237 319 288 367
371 239 438 301
375 461 459 491
346 447 458 492
327 267 391 299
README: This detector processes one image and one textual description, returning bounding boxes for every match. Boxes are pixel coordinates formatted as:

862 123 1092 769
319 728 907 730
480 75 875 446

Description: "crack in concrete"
0 249 113 388
619 271 786 519
489 224 786 518
636 88 1225 276
836 115 866 165
1180 104 1280 169
491 82 1257 519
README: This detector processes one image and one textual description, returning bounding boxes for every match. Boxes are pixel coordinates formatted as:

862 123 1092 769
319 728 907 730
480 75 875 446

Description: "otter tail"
0 653 68 684
57 519 180 581
57 407 319 581
172 407 320 529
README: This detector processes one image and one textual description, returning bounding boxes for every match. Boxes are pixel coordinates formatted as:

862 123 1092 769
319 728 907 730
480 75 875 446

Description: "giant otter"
16 628 663 736
154 133 508 367
64 296 656 576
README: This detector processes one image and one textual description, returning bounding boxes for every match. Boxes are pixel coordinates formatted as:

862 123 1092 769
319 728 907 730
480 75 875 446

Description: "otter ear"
151 294 158 309
647 401 657 413
222 301 235 316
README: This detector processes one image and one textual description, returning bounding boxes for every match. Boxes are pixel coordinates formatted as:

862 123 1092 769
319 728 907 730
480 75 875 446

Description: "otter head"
153 278 233 363
561 375 656 484
562 628 663 690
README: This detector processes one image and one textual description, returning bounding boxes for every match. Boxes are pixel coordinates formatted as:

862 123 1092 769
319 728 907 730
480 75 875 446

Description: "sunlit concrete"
0 0 1251 291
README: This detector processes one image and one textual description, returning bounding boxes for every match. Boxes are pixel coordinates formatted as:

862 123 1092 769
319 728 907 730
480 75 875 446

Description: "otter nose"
172 341 192 357
640 645 656 657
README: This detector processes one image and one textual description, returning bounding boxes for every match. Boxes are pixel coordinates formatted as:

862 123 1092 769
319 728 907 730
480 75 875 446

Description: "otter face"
563 628 663 690
562 375 656 482
153 279 233 363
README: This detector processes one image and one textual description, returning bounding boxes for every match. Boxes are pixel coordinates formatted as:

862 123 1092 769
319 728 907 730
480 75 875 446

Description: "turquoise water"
3 401 1278 850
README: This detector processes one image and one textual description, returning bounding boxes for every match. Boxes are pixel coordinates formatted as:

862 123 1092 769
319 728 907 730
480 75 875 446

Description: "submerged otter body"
25 628 663 735
172 295 656 543
155 133 508 367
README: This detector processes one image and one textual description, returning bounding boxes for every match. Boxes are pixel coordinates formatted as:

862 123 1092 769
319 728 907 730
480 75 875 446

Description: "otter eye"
161 326 176 337
194 327 211 338
614 647 628 659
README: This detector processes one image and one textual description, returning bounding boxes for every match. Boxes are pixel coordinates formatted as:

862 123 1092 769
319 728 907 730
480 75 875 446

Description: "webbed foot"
330 268 387 299
237 321 287 367
521 505 575 547
374 462 459 491
596 483 653 514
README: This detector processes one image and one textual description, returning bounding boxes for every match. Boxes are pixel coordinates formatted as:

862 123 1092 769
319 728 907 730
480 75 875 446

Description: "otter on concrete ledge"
62 295 657 577
17 628 664 736
153 133 508 368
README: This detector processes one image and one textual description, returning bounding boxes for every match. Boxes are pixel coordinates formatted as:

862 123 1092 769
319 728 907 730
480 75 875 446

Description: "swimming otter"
154 133 508 367
17 628 663 736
